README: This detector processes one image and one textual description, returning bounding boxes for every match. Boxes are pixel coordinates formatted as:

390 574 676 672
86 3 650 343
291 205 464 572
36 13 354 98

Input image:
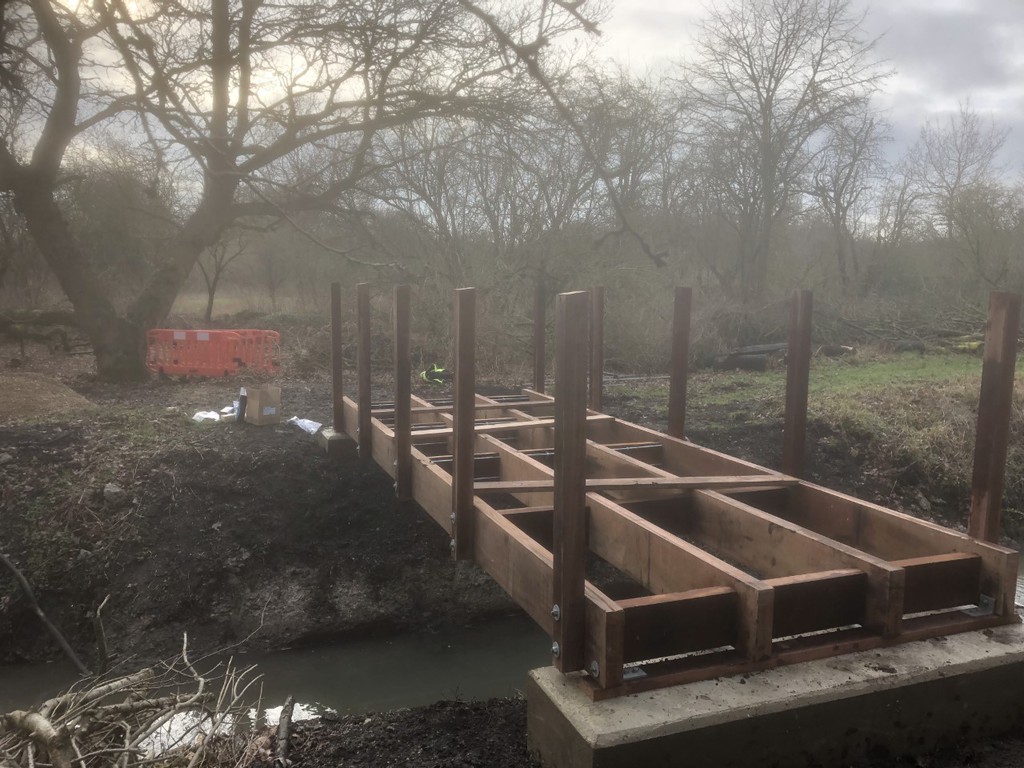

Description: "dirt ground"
3 333 1024 768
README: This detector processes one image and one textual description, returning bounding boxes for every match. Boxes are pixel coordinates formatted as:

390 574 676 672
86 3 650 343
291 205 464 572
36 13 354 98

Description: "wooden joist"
473 476 798 493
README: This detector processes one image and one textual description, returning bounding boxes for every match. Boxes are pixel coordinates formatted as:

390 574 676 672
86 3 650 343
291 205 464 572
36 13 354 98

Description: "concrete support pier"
528 622 1024 768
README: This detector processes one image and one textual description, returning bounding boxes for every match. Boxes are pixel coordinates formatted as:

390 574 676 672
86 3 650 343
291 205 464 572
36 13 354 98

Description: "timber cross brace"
327 283 1021 700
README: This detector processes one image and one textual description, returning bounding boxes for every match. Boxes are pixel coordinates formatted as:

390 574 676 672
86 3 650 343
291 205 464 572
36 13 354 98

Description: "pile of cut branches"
0 641 261 768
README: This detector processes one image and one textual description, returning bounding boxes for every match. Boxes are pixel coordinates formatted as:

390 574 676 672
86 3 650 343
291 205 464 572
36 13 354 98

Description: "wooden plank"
472 497 621 650
552 290 590 673
330 281 344 432
619 588 737 663
585 588 625 688
791 482 1019 618
968 291 1021 542
533 277 546 393
585 610 1014 701
371 400 554 415
356 282 372 460
894 553 983 614
667 286 692 439
689 491 904 636
782 289 812 476
453 288 477 560
766 569 867 637
393 284 412 500
589 286 603 411
474 476 798 493
408 414 613 440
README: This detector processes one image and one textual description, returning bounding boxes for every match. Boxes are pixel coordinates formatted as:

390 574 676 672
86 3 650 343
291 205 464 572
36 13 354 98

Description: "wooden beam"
782 289 812 476
619 588 737 663
689 491 904 636
968 291 1021 543
589 286 603 411
356 283 372 460
330 281 344 432
894 553 982 614
453 288 476 560
789 482 1018 618
552 290 590 673
667 286 692 439
766 570 866 637
474 476 798 493
393 284 412 500
407 414 613 440
533 277 546 393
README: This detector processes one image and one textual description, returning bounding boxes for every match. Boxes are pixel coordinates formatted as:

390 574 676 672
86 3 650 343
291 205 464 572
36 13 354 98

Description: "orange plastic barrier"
146 329 280 377
233 329 281 374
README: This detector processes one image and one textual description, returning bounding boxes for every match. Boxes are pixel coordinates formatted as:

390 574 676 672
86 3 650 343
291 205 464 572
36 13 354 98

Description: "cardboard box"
244 385 282 425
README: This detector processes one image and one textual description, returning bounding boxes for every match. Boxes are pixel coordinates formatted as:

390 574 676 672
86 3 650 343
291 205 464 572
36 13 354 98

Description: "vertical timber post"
553 291 590 673
783 290 813 477
393 285 412 500
356 283 372 460
533 278 546 393
968 291 1021 543
667 286 692 439
330 282 344 433
589 286 604 411
452 288 476 560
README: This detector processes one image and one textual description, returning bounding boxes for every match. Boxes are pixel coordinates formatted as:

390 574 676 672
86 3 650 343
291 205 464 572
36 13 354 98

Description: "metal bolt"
551 642 560 658
551 604 561 621
393 460 398 468
449 539 456 551
450 513 457 524
589 661 600 679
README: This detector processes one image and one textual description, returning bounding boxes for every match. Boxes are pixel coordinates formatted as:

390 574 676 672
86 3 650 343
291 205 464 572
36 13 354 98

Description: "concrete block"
528 622 1024 768
317 427 351 459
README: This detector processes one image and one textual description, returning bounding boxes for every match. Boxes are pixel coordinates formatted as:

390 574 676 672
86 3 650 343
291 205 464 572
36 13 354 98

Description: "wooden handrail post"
330 282 344 432
356 282 372 460
589 286 604 411
452 288 476 560
968 291 1022 543
782 289 813 477
393 285 412 500
553 290 590 673
533 277 546 393
667 286 692 439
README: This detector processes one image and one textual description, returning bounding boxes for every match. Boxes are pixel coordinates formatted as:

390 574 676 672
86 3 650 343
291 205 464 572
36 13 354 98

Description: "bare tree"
915 101 1010 239
0 0 598 380
197 239 247 322
680 0 887 302
810 114 886 288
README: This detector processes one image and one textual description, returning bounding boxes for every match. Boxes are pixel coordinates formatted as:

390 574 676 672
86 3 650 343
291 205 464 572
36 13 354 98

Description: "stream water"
0 613 550 719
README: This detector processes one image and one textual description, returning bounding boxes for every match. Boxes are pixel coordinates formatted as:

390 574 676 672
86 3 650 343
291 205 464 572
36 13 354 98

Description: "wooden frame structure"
332 285 1021 699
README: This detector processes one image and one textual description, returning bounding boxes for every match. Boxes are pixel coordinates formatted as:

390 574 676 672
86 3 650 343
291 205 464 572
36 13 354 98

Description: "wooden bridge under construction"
323 284 1021 700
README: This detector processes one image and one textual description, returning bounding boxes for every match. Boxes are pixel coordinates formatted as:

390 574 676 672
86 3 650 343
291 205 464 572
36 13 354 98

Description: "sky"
596 0 1024 170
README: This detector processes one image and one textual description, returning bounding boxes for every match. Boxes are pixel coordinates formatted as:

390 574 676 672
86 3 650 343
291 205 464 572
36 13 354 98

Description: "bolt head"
589 661 600 679
551 642 560 658
450 513 457 524
550 604 561 621
449 539 456 551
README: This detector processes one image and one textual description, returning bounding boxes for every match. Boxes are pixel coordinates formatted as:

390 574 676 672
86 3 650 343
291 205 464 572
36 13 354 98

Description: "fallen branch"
273 696 295 768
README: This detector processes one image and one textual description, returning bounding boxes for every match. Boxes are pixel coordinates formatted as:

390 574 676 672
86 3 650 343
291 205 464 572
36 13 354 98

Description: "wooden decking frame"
330 283 1022 699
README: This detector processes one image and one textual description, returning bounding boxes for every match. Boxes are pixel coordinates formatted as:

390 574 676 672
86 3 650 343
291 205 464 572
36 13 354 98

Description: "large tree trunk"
11 170 235 381
11 181 151 380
